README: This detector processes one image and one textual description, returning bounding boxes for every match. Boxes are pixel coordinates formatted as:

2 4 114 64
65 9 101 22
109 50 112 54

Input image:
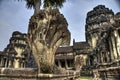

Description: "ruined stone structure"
0 31 89 73
0 31 28 68
55 40 89 71
85 5 120 79
1 5 120 79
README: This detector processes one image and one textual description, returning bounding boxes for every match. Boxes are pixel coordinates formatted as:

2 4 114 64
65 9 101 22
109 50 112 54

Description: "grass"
78 76 92 80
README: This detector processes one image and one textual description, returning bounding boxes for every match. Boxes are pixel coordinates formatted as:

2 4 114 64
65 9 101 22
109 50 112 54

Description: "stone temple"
0 5 120 79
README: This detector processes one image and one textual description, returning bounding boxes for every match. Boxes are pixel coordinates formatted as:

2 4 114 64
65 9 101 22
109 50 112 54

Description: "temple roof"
0 51 6 56
85 5 114 30
87 5 114 18
73 42 89 50
4 44 17 55
12 31 26 36
56 41 90 54
56 46 73 54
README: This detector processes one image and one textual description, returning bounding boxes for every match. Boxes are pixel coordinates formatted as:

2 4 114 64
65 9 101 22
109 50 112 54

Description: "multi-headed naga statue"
28 8 70 73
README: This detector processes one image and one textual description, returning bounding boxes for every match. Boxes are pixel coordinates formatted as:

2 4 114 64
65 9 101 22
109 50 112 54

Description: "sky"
0 0 120 51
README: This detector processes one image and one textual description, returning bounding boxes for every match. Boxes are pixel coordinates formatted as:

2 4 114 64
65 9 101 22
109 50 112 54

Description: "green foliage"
25 0 38 9
80 76 92 80
18 0 66 9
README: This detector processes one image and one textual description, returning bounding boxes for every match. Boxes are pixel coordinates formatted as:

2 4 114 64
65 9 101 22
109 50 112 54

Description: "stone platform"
0 68 80 80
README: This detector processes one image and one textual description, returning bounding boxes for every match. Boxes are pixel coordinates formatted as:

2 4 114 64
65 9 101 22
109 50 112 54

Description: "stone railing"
0 68 80 80
92 59 120 80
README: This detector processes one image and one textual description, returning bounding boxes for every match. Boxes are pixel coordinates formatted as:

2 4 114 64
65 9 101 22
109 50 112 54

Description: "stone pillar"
1 58 4 67
98 53 101 63
117 30 120 54
0 57 1 67
86 58 89 66
107 52 111 62
10 60 12 67
114 30 120 58
100 52 103 63
96 53 100 63
103 51 108 63
23 61 25 68
14 59 20 68
5 58 8 67
8 60 11 67
19 59 22 68
58 60 61 68
105 52 109 62
87 58 90 66
22 61 25 68
94 55 97 65
21 60 25 68
65 59 68 69
109 38 115 61
111 35 118 59
1 58 5 67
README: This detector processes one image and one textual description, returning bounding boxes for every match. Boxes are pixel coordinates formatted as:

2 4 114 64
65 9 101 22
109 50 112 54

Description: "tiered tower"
1 31 28 68
85 5 114 49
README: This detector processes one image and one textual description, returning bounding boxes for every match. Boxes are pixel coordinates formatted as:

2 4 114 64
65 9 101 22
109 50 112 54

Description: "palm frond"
43 0 66 8
25 0 36 9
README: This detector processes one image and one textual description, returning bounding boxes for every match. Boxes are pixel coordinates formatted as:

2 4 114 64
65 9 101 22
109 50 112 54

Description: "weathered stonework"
0 31 28 68
27 8 70 73
85 5 120 79
1 4 120 80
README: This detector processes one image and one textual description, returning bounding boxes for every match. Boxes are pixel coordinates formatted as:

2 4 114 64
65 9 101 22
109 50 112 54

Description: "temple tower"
85 5 114 49
2 31 28 68
10 31 28 68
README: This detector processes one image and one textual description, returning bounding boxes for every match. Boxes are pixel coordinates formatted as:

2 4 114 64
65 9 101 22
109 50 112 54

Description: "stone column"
109 38 115 61
5 58 8 67
100 52 103 63
94 55 97 65
117 30 120 54
98 52 101 63
21 60 25 68
0 57 1 67
86 58 89 66
96 54 98 63
105 52 109 62
11 59 14 68
58 60 61 68
1 58 5 67
114 30 120 58
1 58 4 67
8 60 11 67
88 58 90 66
65 59 68 69
111 35 118 59
22 60 25 68
14 59 20 68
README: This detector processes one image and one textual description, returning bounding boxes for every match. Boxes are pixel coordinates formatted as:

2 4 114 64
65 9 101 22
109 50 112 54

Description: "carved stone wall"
0 31 28 68
2 4 120 79
86 5 114 49
85 5 120 79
